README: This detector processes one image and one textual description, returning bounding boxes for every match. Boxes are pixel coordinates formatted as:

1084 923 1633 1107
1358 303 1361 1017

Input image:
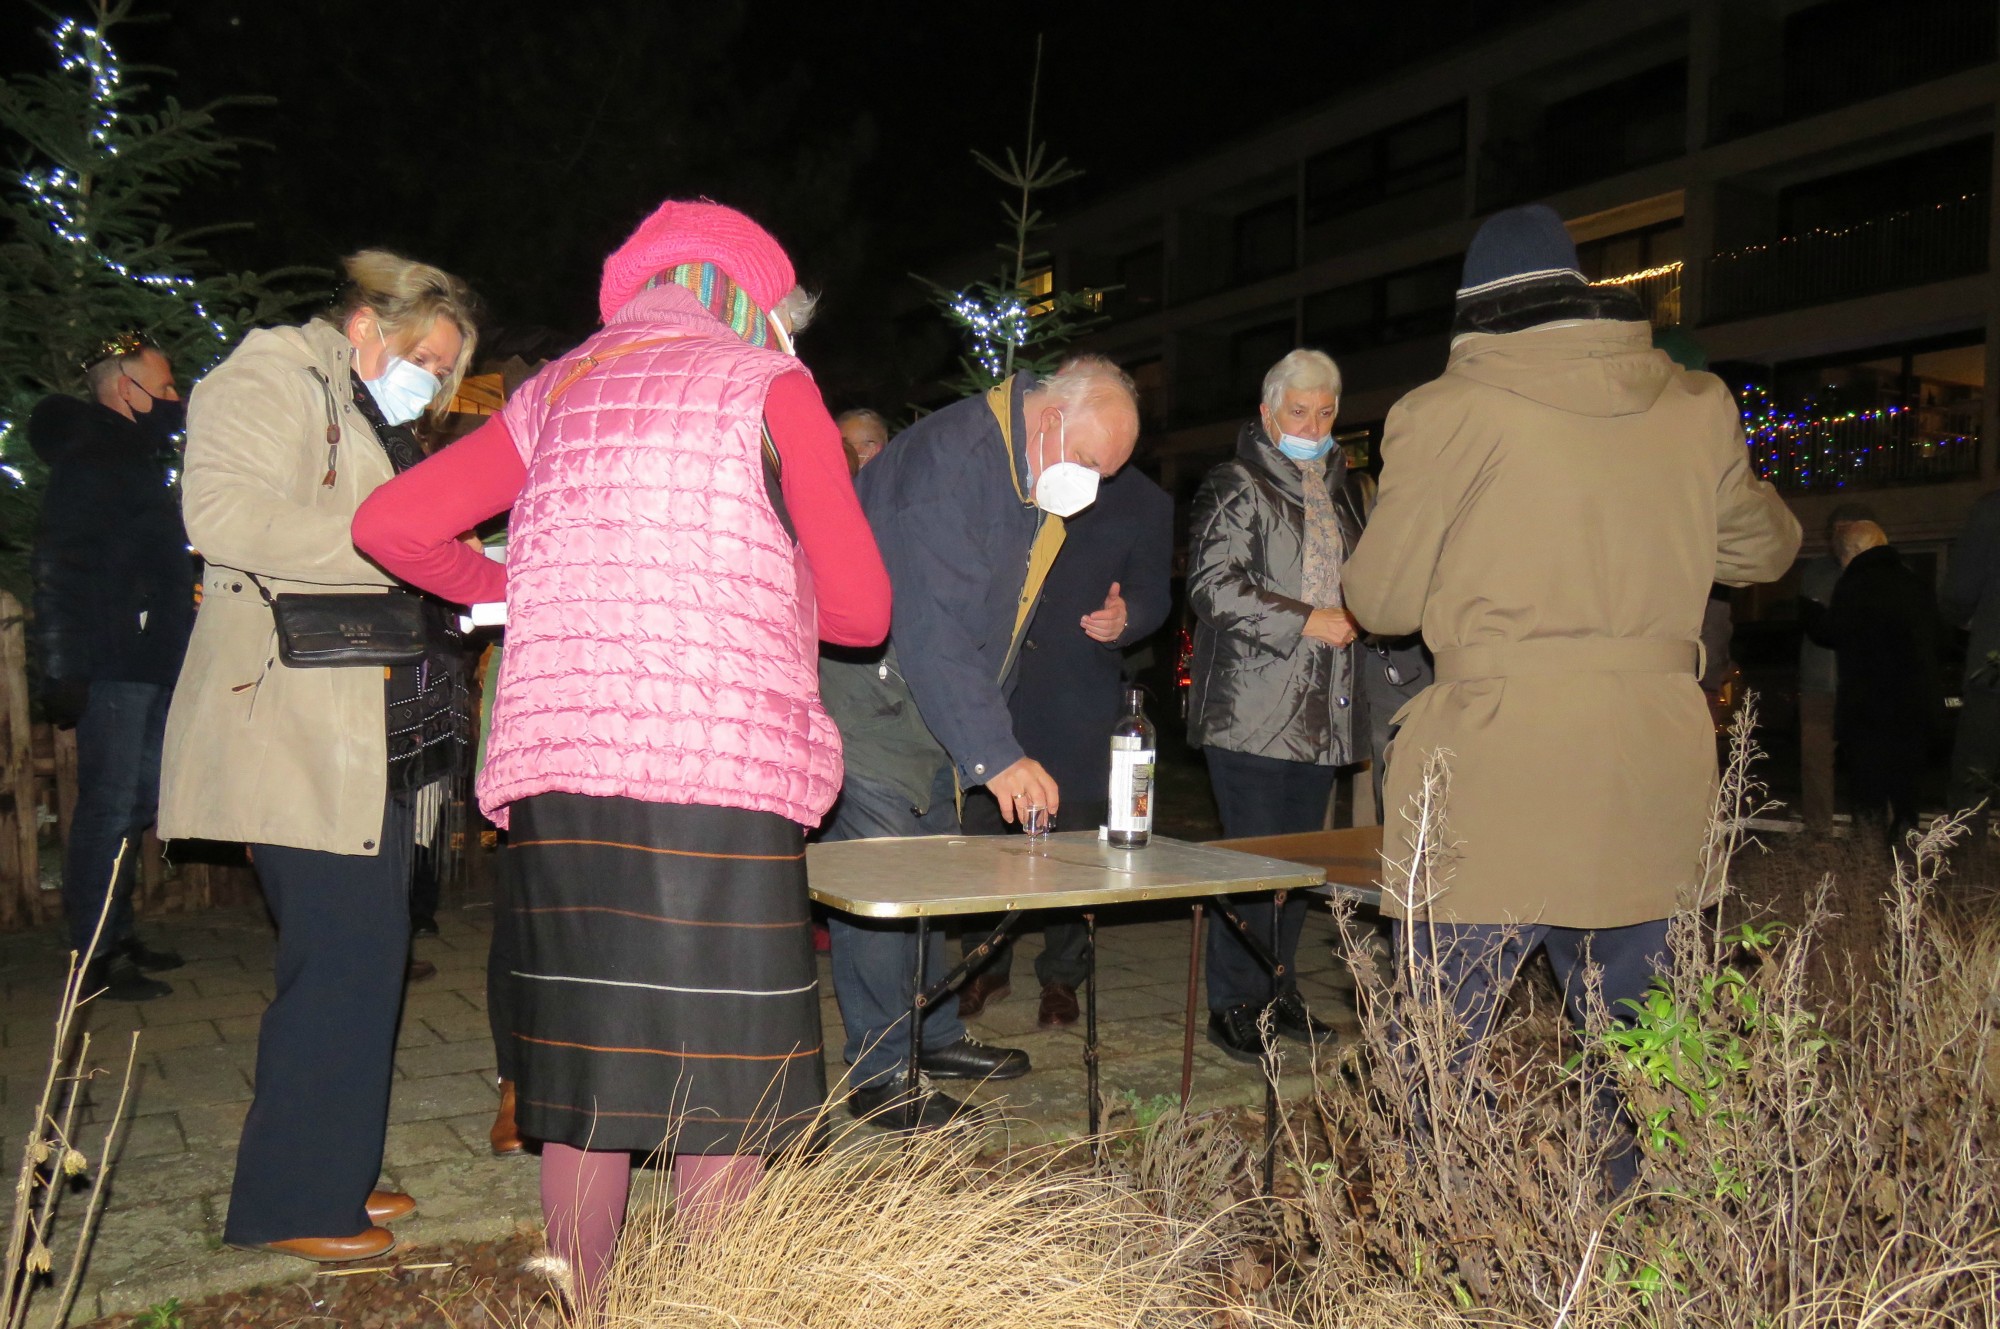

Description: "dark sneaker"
84 955 172 1002
1206 1002 1267 1064
117 935 184 972
918 1034 1030 1081
847 1074 986 1131
1268 989 1336 1045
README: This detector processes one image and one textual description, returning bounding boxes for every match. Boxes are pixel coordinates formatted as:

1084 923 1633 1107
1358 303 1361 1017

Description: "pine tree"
923 38 1107 398
0 0 311 601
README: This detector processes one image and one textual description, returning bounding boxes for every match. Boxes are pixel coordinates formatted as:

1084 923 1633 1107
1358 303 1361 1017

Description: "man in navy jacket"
818 357 1140 1129
29 336 193 1000
956 466 1174 1027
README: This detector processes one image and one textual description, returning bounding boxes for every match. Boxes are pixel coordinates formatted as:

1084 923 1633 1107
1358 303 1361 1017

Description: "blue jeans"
821 764 968 1088
1202 745 1339 1011
63 682 170 960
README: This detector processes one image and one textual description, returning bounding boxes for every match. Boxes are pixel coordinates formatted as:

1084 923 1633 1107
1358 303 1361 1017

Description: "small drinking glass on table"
1020 802 1052 848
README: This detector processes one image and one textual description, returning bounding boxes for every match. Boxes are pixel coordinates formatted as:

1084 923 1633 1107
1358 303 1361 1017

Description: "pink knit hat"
598 199 795 323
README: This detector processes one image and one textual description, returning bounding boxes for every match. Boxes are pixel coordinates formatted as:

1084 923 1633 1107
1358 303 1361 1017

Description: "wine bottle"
1108 686 1156 848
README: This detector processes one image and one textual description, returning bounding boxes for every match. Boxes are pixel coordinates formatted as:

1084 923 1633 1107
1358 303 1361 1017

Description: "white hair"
1262 348 1342 417
774 285 819 334
1041 353 1139 416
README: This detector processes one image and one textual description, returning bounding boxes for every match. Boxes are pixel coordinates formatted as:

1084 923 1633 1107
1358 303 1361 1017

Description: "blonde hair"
323 249 479 422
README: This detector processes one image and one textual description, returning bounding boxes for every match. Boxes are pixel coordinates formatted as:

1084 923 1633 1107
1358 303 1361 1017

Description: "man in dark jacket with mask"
29 335 194 1000
1186 348 1361 1063
818 355 1140 1129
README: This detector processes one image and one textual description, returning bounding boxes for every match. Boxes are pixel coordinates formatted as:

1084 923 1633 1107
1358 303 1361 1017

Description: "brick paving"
0 885 1359 1322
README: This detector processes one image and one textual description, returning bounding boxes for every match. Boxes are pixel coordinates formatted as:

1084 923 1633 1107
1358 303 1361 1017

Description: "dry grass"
535 700 1998 1328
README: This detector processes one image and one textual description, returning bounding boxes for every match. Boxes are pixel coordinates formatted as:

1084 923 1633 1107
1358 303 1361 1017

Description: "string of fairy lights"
948 291 1034 383
1736 382 1976 490
2 14 230 485
20 17 230 342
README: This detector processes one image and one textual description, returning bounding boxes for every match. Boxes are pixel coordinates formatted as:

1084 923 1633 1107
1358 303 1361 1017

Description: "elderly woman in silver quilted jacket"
1185 347 1363 1064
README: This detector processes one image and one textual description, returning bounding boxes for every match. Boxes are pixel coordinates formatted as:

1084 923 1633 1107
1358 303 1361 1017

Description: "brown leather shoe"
407 958 438 983
1037 981 1080 1028
365 1189 416 1224
955 972 1011 1020
490 1078 527 1156
248 1226 396 1263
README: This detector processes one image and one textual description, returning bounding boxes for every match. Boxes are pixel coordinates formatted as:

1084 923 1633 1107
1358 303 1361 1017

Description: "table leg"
919 910 1023 1010
1264 888 1286 1196
907 916 928 1099
1084 911 1100 1149
1181 902 1204 1105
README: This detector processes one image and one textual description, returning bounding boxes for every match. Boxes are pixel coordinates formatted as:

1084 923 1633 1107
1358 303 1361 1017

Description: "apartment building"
1045 0 1999 578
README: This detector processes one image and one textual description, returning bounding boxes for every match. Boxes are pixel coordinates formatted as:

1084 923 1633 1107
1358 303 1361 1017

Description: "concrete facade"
1042 0 1999 565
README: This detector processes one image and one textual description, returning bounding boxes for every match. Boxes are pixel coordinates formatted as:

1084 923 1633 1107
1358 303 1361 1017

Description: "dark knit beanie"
1458 204 1585 298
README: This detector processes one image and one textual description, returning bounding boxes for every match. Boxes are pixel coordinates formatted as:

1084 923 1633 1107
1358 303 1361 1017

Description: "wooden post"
53 724 79 849
0 592 39 928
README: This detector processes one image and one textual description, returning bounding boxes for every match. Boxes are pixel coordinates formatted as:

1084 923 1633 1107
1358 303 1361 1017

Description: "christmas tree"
923 38 1107 397
0 0 311 603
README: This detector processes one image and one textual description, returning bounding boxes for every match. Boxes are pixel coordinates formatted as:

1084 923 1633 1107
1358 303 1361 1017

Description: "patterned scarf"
644 261 771 347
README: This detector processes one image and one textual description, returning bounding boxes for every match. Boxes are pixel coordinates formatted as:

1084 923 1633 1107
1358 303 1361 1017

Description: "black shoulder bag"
244 572 428 668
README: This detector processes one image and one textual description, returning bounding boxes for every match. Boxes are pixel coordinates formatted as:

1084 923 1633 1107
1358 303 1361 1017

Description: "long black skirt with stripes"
496 792 825 1155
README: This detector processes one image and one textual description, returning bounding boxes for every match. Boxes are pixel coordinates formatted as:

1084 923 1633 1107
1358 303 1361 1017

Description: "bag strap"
544 336 688 405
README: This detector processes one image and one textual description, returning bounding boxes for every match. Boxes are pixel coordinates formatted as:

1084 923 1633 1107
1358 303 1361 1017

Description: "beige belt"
1433 637 1699 684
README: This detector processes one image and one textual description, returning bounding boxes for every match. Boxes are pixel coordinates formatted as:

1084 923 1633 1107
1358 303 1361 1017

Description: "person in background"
955 463 1175 1029
1807 520 1944 846
1945 488 2000 834
160 250 478 1262
1799 503 1874 831
1185 348 1359 1064
28 333 192 1000
818 356 1139 1129
837 407 890 473
1344 204 1800 1192
353 200 889 1316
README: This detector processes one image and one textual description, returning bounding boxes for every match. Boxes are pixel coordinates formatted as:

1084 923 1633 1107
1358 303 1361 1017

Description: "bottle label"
1109 748 1155 834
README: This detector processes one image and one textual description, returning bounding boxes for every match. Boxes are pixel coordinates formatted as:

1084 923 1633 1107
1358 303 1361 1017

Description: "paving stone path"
0 888 1359 1322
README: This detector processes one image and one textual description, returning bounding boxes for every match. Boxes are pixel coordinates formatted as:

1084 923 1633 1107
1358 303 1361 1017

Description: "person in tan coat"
159 251 477 1262
1344 205 1800 1186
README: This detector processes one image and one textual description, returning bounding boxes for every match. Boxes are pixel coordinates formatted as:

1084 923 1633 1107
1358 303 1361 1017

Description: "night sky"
6 0 1562 408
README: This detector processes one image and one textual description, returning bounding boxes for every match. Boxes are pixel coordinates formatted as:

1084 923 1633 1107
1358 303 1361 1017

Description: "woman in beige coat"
1344 205 1799 1187
158 251 476 1261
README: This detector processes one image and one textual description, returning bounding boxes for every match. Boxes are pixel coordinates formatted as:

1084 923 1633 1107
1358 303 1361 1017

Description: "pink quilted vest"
477 283 841 827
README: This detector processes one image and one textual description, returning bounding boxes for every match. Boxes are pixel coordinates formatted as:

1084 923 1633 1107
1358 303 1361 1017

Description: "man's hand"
986 757 1060 823
1080 581 1128 643
1303 606 1360 648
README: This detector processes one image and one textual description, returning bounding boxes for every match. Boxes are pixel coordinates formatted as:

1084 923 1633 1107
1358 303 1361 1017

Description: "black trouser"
1202 746 1338 1012
225 797 412 1245
1391 917 1671 1193
1842 726 1926 840
1948 685 2000 834
958 792 1098 989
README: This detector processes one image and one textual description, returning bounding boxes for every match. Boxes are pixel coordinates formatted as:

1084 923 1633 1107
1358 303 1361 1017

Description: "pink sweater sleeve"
765 371 891 647
351 414 519 606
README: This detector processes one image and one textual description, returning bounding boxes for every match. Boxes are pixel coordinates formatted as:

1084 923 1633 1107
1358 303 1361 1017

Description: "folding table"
805 828 1383 1145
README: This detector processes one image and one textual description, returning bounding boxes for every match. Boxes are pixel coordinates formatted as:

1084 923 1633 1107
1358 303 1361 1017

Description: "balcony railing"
1745 388 1982 492
1703 193 1989 325
1594 263 1683 327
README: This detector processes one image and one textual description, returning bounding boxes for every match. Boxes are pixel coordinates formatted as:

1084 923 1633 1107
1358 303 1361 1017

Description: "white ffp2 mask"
1032 411 1100 518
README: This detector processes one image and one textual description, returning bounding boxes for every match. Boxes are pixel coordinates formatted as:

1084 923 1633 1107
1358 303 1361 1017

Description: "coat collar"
1234 417 1346 500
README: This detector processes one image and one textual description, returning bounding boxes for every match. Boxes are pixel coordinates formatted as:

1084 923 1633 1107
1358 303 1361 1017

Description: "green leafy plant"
132 1298 184 1329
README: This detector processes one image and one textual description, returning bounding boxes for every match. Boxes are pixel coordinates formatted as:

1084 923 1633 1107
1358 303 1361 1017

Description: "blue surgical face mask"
363 330 441 426
1276 430 1335 462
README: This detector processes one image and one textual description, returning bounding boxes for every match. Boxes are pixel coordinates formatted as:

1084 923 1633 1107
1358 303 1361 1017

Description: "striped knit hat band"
646 262 770 348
